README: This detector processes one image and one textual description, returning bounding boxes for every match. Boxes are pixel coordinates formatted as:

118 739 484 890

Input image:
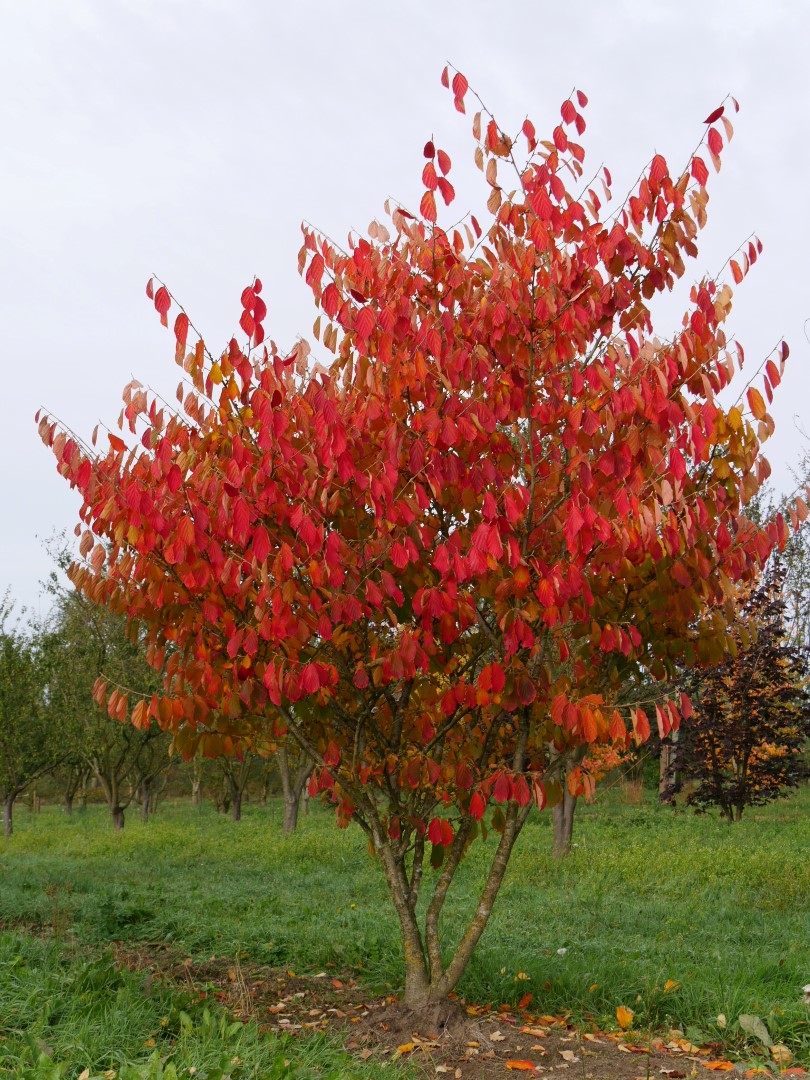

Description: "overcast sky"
2 0 808 618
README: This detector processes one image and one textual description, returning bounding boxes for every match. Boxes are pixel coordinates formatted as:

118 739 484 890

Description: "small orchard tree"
679 564 810 820
0 599 64 836
40 71 791 1012
44 588 165 831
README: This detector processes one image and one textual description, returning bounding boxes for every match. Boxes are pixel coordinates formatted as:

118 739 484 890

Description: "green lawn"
1 786 808 1075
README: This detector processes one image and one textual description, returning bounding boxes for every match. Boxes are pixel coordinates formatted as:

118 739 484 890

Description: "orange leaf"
747 386 766 420
616 1005 634 1030
705 1062 735 1071
506 1062 538 1073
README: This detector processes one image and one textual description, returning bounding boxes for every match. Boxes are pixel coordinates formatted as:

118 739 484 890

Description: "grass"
1 785 808 1074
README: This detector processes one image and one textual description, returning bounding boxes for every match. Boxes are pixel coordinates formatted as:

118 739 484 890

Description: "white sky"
2 0 808 617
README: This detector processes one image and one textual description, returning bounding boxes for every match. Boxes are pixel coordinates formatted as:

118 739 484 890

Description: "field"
1 787 808 1077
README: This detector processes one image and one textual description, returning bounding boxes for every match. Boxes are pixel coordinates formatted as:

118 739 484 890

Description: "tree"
679 564 810 820
40 72 791 1013
0 599 64 837
44 588 166 831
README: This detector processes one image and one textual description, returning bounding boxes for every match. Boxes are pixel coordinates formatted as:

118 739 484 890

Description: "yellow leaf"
520 1027 548 1038
616 1005 634 1030
663 979 680 993
396 1042 416 1054
771 1045 793 1067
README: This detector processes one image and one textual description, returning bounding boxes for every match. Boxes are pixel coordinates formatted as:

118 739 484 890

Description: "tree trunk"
140 779 150 823
64 792 74 816
231 789 242 822
3 795 14 838
659 730 681 802
283 793 300 834
551 787 578 859
191 777 202 807
112 805 125 831
375 796 532 1009
278 747 313 836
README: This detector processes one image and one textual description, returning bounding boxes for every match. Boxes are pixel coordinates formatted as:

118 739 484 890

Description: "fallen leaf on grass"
771 1044 793 1067
617 1005 635 1029
396 1042 416 1055
491 1030 507 1042
520 1026 549 1038
582 1033 603 1043
704 1061 735 1071
739 1014 773 1048
663 979 680 993
559 1050 579 1063
517 992 534 1009
506 1063 538 1073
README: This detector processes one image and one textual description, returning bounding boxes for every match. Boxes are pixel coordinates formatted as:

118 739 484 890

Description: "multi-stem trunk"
376 798 533 1009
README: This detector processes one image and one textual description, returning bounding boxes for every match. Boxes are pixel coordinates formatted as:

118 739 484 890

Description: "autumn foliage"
39 69 790 1006
679 564 810 821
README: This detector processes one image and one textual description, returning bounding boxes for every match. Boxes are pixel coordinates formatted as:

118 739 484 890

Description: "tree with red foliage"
678 563 810 821
39 70 790 1012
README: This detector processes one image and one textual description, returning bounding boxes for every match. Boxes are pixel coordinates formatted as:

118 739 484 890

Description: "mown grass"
1 785 808 1073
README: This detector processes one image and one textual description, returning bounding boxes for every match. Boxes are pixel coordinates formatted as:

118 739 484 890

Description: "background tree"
0 598 64 837
45 588 166 831
679 564 810 820
40 72 792 1013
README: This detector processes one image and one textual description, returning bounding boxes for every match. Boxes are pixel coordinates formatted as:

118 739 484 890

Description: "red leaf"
146 277 154 299
451 71 468 100
703 105 725 125
650 154 668 183
691 156 709 186
174 312 189 349
154 286 171 326
355 306 375 340
436 177 455 205
437 149 451 175
440 66 449 88
422 161 438 190
423 139 435 159
707 127 723 156
420 189 437 223
493 773 511 803
322 283 340 319
560 99 576 124
469 791 486 820
576 89 588 107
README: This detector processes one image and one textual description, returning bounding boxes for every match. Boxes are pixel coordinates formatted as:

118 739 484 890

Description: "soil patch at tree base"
110 942 780 1079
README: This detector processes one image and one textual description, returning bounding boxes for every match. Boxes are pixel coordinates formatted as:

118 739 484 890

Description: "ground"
107 943 803 1079
1 789 808 1076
